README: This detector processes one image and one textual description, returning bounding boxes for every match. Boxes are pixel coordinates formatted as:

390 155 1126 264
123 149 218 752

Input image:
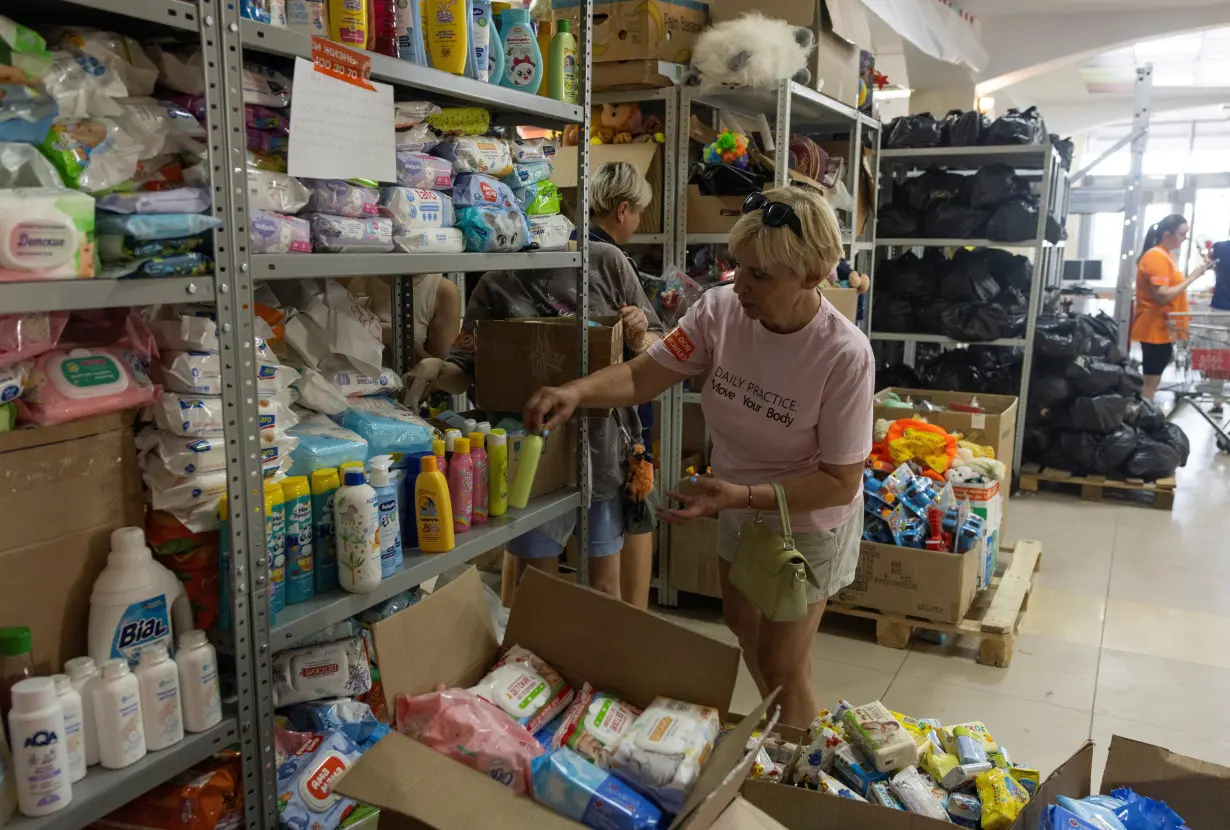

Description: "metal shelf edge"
880 145 1054 160
251 251 581 279
0 277 217 314
876 239 1057 250
62 0 200 30
869 332 1027 347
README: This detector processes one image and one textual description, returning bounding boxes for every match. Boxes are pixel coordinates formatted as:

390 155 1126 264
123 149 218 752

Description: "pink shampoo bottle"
448 436 474 533
468 431 488 525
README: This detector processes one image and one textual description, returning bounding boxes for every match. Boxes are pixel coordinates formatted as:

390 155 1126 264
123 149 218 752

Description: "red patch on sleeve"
454 329 476 352
663 327 695 363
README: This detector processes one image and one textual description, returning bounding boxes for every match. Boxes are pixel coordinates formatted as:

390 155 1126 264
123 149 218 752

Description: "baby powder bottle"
176 631 221 733
49 675 85 783
7 678 71 817
88 527 192 669
134 645 182 751
487 429 509 517
264 481 287 616
499 7 542 93
415 455 454 552
469 431 489 525
368 456 403 578
311 468 340 593
508 433 544 509
433 437 448 479
95 659 146 769
63 657 100 767
333 468 382 592
448 436 474 533
281 476 315 604
0 627 34 719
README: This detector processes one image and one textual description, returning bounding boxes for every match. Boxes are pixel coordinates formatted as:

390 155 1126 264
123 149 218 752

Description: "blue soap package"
456 205 531 253
97 212 223 241
531 747 662 830
284 698 390 753
287 414 369 477
333 397 435 462
452 173 518 210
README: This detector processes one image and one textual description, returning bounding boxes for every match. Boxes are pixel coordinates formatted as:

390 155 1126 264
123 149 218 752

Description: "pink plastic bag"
18 344 160 426
395 687 544 794
0 311 68 368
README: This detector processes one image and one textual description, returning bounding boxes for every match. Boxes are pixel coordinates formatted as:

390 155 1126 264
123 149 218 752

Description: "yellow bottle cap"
453 437 470 454
468 431 484 449
433 438 446 455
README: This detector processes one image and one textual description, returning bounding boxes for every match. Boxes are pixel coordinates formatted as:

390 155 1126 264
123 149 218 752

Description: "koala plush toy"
686 12 816 90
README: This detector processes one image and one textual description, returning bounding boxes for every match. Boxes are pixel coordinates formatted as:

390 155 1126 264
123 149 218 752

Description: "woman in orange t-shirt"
1131 214 1213 399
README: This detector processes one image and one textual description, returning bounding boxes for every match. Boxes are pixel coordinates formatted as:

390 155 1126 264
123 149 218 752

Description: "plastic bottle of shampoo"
94 659 146 770
395 0 426 63
427 0 468 75
370 0 399 55
134 644 182 752
536 18 553 98
415 455 455 553
550 20 578 104
328 0 368 44
7 678 71 817
487 21 503 84
282 476 315 604
368 456 404 578
433 437 448 479
499 7 542 93
334 468 382 592
448 436 474 532
49 675 85 782
487 429 509 516
176 631 221 734
264 481 287 617
88 528 192 669
508 433 544 509
63 657 100 767
471 0 493 81
469 431 489 525
310 468 340 593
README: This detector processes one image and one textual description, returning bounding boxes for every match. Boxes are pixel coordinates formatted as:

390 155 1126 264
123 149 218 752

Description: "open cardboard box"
833 536 983 624
555 143 663 235
338 568 780 829
742 736 1230 829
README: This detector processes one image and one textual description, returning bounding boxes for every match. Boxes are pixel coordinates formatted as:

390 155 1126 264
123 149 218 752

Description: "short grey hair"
589 161 652 217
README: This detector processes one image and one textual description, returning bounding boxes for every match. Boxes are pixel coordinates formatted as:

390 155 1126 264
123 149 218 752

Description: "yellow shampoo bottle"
415 454 455 552
428 0 468 76
487 428 509 516
508 432 543 509
328 0 369 45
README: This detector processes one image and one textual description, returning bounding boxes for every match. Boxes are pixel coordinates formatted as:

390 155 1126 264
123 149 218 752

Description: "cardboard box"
821 287 857 323
669 516 722 598
555 143 663 235
0 412 144 672
874 388 1019 474
339 568 775 829
506 422 578 500
951 478 1002 589
475 316 624 412
556 0 709 64
743 736 1230 830
593 58 687 91
687 185 746 236
833 537 982 624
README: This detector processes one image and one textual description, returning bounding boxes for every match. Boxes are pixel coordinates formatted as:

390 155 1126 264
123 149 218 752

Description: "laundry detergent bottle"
88 528 192 670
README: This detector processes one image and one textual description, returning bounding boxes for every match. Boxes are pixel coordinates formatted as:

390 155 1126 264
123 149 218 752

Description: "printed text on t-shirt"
711 365 798 427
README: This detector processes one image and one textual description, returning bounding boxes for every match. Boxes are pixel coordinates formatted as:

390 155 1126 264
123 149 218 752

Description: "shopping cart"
1167 310 1230 453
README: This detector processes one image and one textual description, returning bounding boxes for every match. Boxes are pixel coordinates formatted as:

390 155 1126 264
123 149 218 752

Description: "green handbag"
729 483 820 622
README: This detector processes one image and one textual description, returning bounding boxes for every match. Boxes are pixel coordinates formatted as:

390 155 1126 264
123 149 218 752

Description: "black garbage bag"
1001 312 1028 338
1023 425 1052 461
873 295 916 333
887 113 943 149
1051 134 1075 168
1034 315 1083 359
986 249 1033 292
924 202 990 239
1070 394 1128 432
987 198 1039 242
1125 397 1166 432
996 285 1028 314
1057 430 1101 474
1122 437 1181 481
881 252 936 300
1066 356 1124 395
905 169 966 212
943 110 988 146
919 297 956 335
1045 215 1067 244
925 351 984 392
1094 426 1139 474
985 106 1047 145
941 250 1000 301
968 164 1026 209
1031 374 1072 408
878 205 923 238
875 361 920 391
1118 367 1144 396
1078 312 1123 361
1152 422 1190 467
1028 395 1067 426
692 162 765 196
940 302 1009 342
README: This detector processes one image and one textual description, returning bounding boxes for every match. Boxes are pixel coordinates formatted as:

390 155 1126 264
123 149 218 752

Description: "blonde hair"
729 186 844 279
589 161 653 217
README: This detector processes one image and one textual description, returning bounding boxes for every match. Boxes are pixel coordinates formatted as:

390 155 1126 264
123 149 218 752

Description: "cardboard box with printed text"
555 0 709 64
833 536 982 624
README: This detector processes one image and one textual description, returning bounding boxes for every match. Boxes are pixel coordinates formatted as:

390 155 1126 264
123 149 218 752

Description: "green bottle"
549 20 578 105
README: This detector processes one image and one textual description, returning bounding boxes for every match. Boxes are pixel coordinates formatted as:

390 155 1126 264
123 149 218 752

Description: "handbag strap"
770 483 794 548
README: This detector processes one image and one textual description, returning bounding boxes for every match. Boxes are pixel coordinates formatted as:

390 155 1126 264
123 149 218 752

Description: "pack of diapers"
0 189 97 281
309 214 395 253
456 205 530 253
249 210 310 254
276 730 373 830
433 136 514 177
138 426 298 476
98 233 210 263
96 212 223 241
471 645 575 735
154 390 297 437
379 187 455 230
528 214 574 252
502 160 553 189
333 397 434 460
394 151 453 190
305 179 380 218
96 187 212 215
532 748 663 830
246 169 310 213
393 227 465 254
19 345 160 426
511 138 557 163
515 180 561 216
606 697 721 815
453 173 518 210
161 348 298 397
287 413 368 477
242 61 292 107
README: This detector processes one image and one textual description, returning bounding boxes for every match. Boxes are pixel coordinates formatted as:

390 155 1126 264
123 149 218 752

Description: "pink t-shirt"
648 285 874 532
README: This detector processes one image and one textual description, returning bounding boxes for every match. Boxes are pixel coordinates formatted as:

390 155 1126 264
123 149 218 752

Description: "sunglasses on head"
741 192 804 239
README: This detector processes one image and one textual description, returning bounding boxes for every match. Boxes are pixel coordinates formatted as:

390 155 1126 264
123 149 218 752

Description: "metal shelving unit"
872 143 1072 475
251 251 582 279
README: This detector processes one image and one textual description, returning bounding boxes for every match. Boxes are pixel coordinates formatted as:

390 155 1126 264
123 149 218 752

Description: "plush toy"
602 102 644 137
624 443 656 533
687 12 815 90
702 130 749 169
562 124 580 146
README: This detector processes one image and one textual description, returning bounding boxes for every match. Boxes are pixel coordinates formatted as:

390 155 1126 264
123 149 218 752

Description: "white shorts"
715 510 861 605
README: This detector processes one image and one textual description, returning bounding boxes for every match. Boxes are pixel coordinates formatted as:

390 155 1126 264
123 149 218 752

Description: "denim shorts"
506 496 624 559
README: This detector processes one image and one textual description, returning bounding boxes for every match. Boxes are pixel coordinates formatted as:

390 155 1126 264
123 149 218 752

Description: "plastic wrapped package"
0 311 67 368
394 150 454 189
51 27 159 97
249 210 311 254
245 104 290 132
97 212 223 241
141 463 229 514
246 148 286 172
502 160 553 188
515 179 561 216
924 202 990 239
379 187 456 230
889 767 948 819
0 82 58 144
877 205 923 238
39 49 124 121
841 701 916 773
394 123 438 153
606 697 721 814
393 101 442 128
886 113 942 149
434 135 514 176
904 169 965 212
161 348 298 396
18 345 159 426
276 730 376 829
38 117 142 192
969 164 1026 209
425 107 491 135
138 427 296 477
332 367 402 396
395 687 544 795
551 683 641 765
456 205 531 253
285 699 390 753
147 306 221 352
246 168 310 213
287 413 369 476
528 214 575 252
333 396 434 458
511 138 557 163
393 226 465 253
100 252 214 279
470 645 575 734
532 748 663 830
974 768 1029 829
245 126 287 154
112 97 181 159
453 173 518 209
984 107 1047 146
305 178 380 218
309 213 395 252
154 390 297 437
97 188 212 216
0 142 64 188
242 61 292 107
91 748 242 830
273 635 371 706
0 362 27 404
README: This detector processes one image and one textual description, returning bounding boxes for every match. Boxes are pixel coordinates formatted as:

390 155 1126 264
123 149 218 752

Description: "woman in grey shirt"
408 242 664 597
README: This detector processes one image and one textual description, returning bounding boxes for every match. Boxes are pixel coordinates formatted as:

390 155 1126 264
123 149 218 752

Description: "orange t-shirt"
1131 246 1188 344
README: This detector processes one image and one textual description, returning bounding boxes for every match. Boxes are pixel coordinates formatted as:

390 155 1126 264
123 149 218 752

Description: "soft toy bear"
602 102 644 142
687 12 815 90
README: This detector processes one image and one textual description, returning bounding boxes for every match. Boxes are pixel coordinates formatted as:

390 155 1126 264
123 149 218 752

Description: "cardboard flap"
372 568 499 699
334 731 578 830
553 143 659 189
743 779 940 829
824 0 871 48
710 0 814 27
1014 741 1093 830
505 569 741 713
706 797 789 830
1101 736 1230 825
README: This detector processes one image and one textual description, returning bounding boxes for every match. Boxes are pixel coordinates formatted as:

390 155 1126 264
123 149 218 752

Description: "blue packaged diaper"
287 414 369 477
456 205 530 253
333 397 435 462
532 748 662 830
276 729 376 829
452 173 518 210
97 212 223 241
502 160 553 188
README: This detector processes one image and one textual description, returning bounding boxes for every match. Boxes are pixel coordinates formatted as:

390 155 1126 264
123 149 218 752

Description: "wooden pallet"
827 540 1043 668
1018 463 1176 510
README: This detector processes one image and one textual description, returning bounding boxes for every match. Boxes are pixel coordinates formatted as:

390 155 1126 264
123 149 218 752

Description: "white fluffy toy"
686 12 815 90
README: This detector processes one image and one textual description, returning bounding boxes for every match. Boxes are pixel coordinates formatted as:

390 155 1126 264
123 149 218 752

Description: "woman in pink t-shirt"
524 186 873 727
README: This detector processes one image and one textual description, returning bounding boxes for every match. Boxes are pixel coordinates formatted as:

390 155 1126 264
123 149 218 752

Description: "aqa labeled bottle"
7 677 71 817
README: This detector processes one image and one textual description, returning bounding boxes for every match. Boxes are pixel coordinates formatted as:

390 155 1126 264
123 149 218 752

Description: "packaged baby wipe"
100 252 214 279
249 210 311 254
532 748 663 830
832 742 888 795
394 150 454 190
815 770 866 801
456 205 530 253
160 349 298 397
20 345 159 426
947 791 982 829
975 767 1029 830
502 160 552 188
155 391 297 437
433 136 514 177
867 780 905 810
272 635 371 707
246 169 310 213
309 214 395 253
0 189 96 281
528 214 574 251
515 179 561 216
138 427 297 477
379 187 455 230
796 725 846 785
510 138 557 163
98 233 210 263
393 227 465 254
305 179 381 218
606 697 720 814
841 701 917 773
552 683 641 765
470 644 574 734
276 730 374 829
331 368 402 396
452 173 518 210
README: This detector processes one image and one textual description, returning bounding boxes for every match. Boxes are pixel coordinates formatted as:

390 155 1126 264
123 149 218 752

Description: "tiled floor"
658 404 1230 786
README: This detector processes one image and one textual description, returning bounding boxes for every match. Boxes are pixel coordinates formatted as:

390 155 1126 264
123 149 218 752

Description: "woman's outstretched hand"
660 475 743 524
524 385 581 434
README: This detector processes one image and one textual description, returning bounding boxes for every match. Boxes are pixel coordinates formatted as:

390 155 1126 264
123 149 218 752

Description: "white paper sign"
287 57 396 183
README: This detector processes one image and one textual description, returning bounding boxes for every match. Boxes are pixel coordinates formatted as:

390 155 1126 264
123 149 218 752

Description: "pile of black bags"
877 164 1045 242
1023 312 1189 481
886 107 1074 166
873 248 1031 342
